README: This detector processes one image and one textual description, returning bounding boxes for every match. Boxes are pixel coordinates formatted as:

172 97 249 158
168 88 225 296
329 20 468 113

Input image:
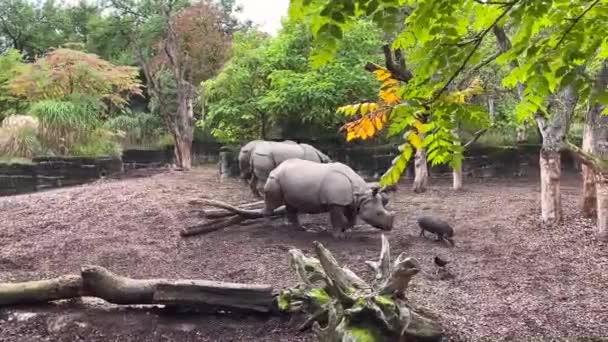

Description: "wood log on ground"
154 281 275 313
0 265 275 313
0 275 82 306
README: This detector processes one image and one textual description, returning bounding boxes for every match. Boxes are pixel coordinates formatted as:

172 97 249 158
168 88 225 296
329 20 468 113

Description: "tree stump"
278 235 444 341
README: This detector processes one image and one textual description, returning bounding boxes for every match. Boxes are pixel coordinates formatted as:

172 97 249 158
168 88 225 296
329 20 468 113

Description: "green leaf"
380 144 413 186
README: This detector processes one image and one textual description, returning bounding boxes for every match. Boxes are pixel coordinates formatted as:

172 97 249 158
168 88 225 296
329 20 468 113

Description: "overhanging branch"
565 141 608 175
429 1 517 104
463 128 490 148
364 44 413 83
554 0 600 49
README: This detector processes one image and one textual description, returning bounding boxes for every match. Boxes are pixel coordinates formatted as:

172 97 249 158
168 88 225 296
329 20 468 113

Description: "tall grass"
104 112 168 149
28 97 101 155
0 115 44 158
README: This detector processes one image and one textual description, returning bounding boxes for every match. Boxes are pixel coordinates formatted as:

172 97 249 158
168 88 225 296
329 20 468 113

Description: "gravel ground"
0 166 607 341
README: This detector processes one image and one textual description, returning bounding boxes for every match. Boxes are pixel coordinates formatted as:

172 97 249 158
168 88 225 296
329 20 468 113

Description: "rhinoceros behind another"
262 159 395 238
242 140 331 197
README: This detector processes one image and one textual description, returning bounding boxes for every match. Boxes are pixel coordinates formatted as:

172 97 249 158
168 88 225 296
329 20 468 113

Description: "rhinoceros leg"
285 205 303 230
249 175 262 198
255 176 267 199
329 206 350 239
344 208 357 228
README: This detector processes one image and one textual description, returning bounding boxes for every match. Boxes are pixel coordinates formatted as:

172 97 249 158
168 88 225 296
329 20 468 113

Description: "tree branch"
473 0 516 5
554 0 600 49
565 141 608 175
364 44 414 83
430 1 517 104
463 128 490 148
457 51 501 89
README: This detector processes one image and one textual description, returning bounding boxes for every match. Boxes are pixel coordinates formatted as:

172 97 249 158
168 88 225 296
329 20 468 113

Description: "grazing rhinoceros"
242 140 332 197
262 159 395 238
237 140 298 181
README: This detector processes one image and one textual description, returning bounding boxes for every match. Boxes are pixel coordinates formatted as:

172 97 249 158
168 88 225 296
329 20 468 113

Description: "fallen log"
154 281 275 313
0 265 275 313
0 275 82 306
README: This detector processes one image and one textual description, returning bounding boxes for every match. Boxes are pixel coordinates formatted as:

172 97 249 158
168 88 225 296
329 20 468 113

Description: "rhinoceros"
262 159 395 238
241 140 331 197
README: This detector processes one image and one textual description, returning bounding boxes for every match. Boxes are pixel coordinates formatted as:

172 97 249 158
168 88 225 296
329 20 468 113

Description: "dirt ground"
1 166 607 341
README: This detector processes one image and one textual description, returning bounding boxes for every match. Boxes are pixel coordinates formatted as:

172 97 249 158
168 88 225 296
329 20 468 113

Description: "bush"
29 98 101 155
70 128 122 157
103 112 166 148
0 115 44 159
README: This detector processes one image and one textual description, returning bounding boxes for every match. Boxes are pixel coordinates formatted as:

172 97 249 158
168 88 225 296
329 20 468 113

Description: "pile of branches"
181 199 286 236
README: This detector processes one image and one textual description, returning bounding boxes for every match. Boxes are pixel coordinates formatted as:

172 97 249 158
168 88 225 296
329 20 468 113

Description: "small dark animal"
417 215 455 246
434 256 449 267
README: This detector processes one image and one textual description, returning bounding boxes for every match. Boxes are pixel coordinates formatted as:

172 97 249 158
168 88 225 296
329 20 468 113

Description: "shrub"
0 115 43 159
103 112 166 148
70 128 122 157
29 98 101 155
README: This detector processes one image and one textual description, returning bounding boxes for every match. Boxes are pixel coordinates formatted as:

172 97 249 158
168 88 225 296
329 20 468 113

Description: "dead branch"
0 265 275 313
182 199 288 237
181 215 246 236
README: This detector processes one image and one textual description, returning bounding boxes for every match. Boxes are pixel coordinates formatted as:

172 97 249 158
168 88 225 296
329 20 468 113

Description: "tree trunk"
516 125 527 143
581 60 608 218
412 147 428 193
581 125 597 217
597 176 608 241
453 162 463 191
173 91 195 170
487 96 495 121
174 135 193 170
539 148 562 225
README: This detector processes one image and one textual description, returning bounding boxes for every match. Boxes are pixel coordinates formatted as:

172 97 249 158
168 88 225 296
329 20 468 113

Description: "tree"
203 19 384 144
9 48 142 114
202 29 272 142
126 0 231 170
290 0 608 226
0 0 74 60
0 49 26 117
580 60 608 238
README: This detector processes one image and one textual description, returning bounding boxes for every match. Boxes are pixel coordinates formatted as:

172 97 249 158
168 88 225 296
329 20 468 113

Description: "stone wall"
0 143 582 197
212 143 581 181
0 157 122 196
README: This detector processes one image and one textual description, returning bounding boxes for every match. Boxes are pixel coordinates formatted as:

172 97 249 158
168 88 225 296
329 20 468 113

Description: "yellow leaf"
374 69 392 81
369 103 379 112
363 117 374 139
382 78 399 88
380 90 401 105
408 132 423 150
360 102 370 115
346 130 356 141
373 114 385 130
412 119 424 132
